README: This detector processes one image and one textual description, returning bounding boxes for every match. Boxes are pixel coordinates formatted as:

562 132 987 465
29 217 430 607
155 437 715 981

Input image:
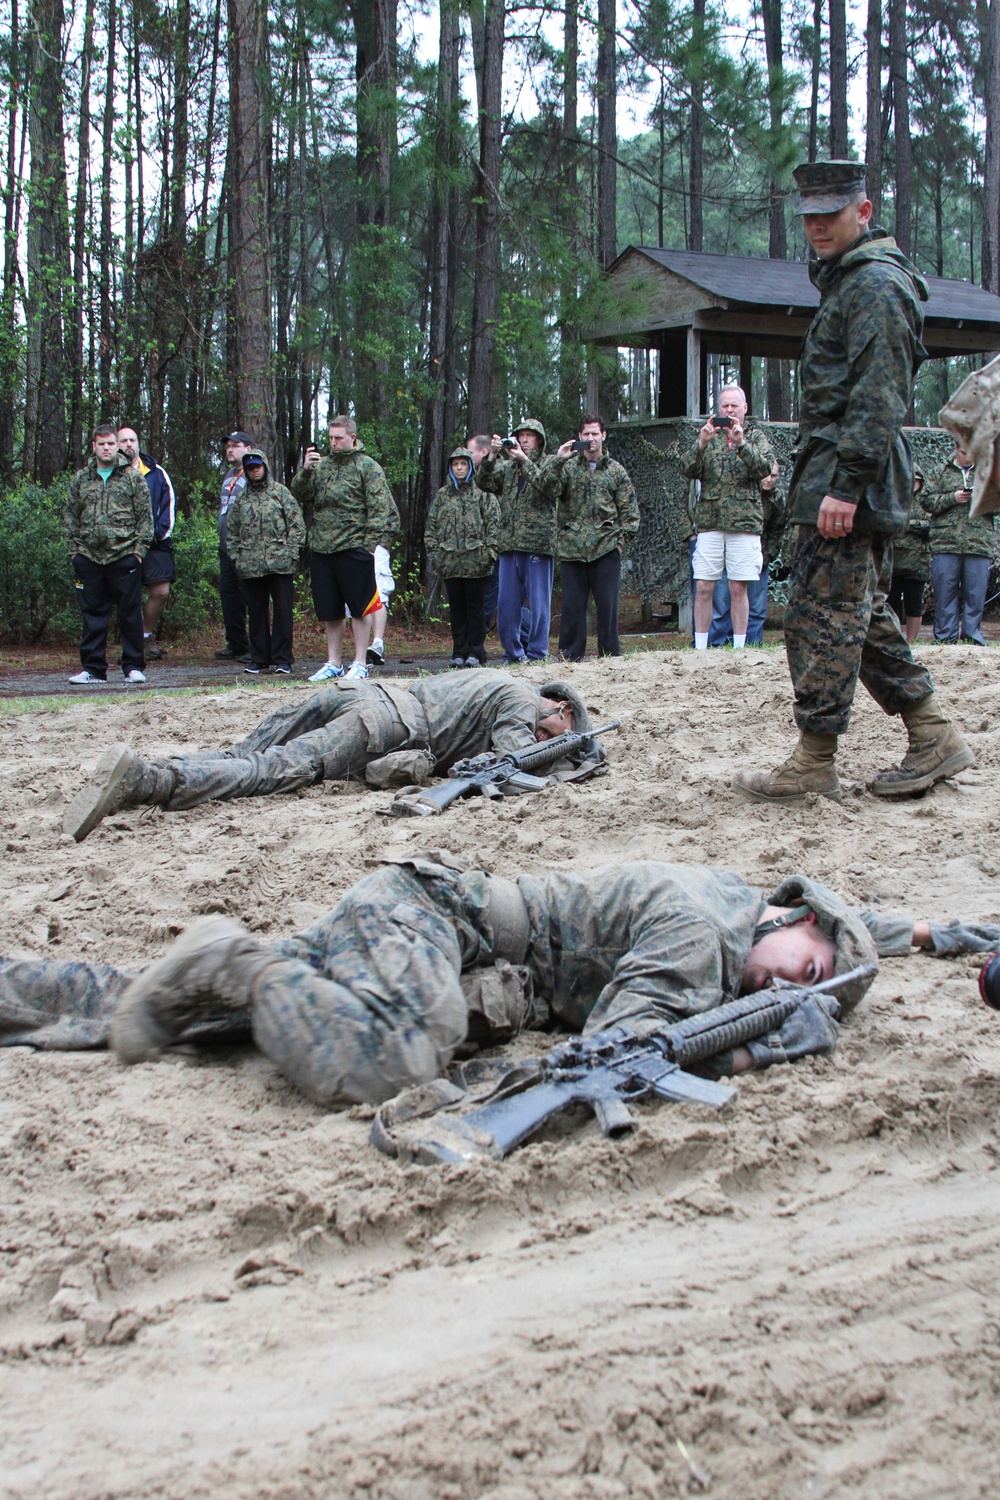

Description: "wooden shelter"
591 247 1000 417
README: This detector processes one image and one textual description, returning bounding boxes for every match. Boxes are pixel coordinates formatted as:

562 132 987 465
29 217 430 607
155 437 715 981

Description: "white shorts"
346 546 395 620
692 530 762 582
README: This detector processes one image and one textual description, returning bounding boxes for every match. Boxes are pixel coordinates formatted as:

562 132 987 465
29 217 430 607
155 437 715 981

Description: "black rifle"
390 721 620 817
380 964 877 1163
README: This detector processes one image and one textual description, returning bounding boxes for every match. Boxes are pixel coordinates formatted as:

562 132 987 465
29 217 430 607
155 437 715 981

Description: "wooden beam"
686 326 701 417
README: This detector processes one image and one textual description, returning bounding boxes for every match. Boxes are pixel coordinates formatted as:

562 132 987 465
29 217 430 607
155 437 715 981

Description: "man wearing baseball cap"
215 430 254 661
736 161 972 804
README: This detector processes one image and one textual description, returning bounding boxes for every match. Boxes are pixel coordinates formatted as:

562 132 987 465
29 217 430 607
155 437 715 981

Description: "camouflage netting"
606 420 964 617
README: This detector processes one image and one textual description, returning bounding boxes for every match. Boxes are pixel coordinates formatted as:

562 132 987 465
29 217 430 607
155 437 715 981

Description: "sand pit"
1 645 998 1499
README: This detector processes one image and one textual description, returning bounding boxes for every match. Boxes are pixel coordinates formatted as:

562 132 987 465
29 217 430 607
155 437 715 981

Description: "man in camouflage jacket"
226 450 306 674
922 446 996 645
63 423 154 684
886 467 931 643
735 161 972 804
548 414 639 659
291 414 399 679
476 418 557 662
682 386 775 648
61 671 598 839
708 461 785 647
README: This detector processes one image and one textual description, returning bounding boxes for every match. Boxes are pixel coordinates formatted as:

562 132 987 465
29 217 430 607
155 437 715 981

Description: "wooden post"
740 348 753 411
686 325 701 416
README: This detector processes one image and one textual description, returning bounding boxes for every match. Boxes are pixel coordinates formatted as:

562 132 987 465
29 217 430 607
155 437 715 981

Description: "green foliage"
0 477 79 643
158 509 221 638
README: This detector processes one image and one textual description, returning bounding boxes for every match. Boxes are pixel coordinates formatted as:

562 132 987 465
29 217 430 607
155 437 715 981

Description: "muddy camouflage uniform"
103 671 589 809
290 441 399 553
3 860 910 1106
784 230 935 734
680 425 776 534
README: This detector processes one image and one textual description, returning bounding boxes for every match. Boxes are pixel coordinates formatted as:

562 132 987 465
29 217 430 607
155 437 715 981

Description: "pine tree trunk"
467 0 503 438
417 0 460 572
689 0 705 252
226 0 275 454
99 0 117 414
828 0 849 158
864 0 883 223
761 0 788 419
24 0 71 483
596 0 617 270
559 0 581 418
68 0 95 467
888 0 912 256
982 0 1000 293
0 0 22 476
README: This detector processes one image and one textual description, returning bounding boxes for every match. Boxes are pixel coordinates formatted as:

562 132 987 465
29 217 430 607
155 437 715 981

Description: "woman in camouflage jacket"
426 448 501 667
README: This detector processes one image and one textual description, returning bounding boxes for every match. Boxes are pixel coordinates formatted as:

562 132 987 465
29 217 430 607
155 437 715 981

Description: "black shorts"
310 548 380 621
142 538 176 585
889 573 926 619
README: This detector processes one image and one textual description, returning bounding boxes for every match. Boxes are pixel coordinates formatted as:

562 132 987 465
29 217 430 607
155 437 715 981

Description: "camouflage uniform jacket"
425 478 500 580
788 231 929 534
922 460 996 558
476 454 557 554
290 442 399 554
890 490 931 579
548 453 639 563
226 471 307 579
64 452 154 565
761 487 787 568
411 669 567 770
680 426 776 533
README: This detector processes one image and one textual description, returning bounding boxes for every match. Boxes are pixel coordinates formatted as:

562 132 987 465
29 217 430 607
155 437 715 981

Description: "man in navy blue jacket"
118 427 176 661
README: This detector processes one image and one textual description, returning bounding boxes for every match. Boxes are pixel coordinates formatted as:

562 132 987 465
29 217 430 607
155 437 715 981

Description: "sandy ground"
1 645 999 1500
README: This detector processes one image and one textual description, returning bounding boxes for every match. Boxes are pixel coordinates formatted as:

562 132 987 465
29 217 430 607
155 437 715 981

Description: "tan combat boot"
733 732 841 803
63 744 176 842
111 916 279 1062
869 694 975 797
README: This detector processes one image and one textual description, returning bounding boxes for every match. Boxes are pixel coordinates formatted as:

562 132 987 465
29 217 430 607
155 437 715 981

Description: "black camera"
501 438 515 449
979 954 1000 1009
712 415 733 429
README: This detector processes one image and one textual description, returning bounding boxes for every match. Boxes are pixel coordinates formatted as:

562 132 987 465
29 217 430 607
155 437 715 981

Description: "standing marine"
735 161 973 803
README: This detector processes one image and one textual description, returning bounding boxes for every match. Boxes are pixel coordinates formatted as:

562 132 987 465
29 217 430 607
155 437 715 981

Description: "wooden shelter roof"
591 246 1000 356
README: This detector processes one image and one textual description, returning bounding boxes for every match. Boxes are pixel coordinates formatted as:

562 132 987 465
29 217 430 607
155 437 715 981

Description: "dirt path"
1 645 998 1498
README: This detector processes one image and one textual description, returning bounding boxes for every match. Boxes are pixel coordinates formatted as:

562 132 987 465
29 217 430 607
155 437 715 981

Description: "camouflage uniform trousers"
783 525 934 735
159 680 411 809
0 864 495 1107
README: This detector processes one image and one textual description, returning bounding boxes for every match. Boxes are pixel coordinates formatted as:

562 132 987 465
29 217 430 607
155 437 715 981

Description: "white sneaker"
125 669 147 684
308 661 345 682
345 661 369 680
68 670 105 685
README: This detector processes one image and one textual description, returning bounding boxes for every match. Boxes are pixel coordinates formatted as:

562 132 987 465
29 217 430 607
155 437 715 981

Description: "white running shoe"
125 669 147 684
308 661 346 682
68 670 105 685
345 661 370 680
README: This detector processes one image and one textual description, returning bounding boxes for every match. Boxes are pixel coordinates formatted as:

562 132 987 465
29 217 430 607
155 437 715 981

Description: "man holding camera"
291 414 399 682
923 444 996 645
548 414 639 660
681 385 775 650
476 420 556 662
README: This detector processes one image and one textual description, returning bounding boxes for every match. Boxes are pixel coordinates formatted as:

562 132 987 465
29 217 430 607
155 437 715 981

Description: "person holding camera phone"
476 420 556 662
291 414 399 682
923 444 996 645
548 414 639 660
680 385 776 650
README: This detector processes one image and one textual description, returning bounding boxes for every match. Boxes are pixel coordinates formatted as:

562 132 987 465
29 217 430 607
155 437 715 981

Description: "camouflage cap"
768 875 878 1012
792 160 867 216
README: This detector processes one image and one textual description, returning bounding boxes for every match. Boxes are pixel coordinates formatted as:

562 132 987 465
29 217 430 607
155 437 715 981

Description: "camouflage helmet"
537 679 605 767
513 417 547 452
767 875 879 1012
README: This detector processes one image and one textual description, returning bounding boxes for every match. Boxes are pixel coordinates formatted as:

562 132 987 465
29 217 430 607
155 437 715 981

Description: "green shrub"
0 478 78 644
159 508 221 638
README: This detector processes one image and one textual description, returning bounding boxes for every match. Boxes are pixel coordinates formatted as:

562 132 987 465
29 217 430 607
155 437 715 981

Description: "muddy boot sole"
111 916 251 1063
63 743 139 842
869 743 976 798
